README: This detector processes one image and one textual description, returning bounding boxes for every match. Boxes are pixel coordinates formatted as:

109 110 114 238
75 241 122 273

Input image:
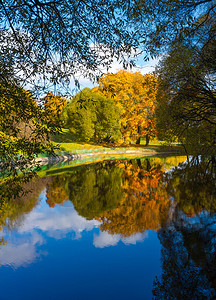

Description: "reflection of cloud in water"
93 231 148 248
0 232 45 269
18 204 100 239
0 194 149 268
94 232 120 248
122 232 148 245
0 200 101 268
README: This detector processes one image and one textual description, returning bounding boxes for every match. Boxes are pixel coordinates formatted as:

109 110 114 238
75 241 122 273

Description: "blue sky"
65 52 160 94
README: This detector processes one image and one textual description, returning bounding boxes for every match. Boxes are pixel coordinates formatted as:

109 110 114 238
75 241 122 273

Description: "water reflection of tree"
153 207 216 299
0 177 51 245
166 156 216 216
68 162 124 220
0 156 188 240
153 157 216 298
43 157 186 235
0 177 50 228
46 176 69 207
97 159 171 236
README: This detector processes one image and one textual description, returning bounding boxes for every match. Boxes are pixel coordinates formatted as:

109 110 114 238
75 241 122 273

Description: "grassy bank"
49 128 184 157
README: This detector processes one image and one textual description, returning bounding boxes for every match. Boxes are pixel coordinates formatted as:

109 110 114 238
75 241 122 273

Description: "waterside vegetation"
1 0 216 199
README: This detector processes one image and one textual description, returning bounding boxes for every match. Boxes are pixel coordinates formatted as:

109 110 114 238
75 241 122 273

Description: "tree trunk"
145 134 150 146
136 125 141 144
146 159 151 172
135 137 141 144
137 159 141 167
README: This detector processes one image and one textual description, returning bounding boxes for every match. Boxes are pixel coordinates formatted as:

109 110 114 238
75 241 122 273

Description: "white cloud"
93 231 120 248
93 231 148 248
0 189 149 268
122 232 148 245
0 232 46 269
0 199 101 268
18 203 101 240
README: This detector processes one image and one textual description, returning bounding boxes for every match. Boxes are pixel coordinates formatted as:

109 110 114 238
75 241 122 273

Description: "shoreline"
34 149 182 166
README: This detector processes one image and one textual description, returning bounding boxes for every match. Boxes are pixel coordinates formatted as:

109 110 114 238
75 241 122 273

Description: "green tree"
0 82 58 199
138 1 216 154
67 88 122 143
155 41 216 154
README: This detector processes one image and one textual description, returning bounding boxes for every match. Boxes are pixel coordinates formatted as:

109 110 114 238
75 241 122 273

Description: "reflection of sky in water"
0 231 45 269
94 231 148 248
1 156 214 299
0 187 161 300
0 189 151 269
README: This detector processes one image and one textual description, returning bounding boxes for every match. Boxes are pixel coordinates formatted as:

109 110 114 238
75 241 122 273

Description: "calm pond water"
0 156 216 299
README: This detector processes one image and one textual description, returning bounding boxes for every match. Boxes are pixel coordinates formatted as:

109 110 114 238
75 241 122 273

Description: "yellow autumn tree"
44 92 67 126
94 70 158 145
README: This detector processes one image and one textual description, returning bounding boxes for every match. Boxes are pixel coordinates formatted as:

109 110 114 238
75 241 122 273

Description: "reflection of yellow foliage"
0 176 51 253
0 237 7 246
46 176 68 207
96 160 170 236
46 186 68 207
163 156 187 169
153 156 187 170
0 177 49 233
0 200 14 231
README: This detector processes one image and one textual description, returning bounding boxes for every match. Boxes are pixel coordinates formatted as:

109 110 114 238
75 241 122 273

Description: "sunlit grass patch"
51 128 104 151
50 129 183 153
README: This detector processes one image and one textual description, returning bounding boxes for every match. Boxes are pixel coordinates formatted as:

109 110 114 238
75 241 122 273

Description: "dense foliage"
0 82 58 199
153 1 216 153
66 88 122 143
1 0 216 198
155 41 216 154
95 71 158 144
44 92 67 126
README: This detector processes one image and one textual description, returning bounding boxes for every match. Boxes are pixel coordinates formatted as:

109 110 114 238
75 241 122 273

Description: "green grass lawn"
50 129 183 154
51 128 104 151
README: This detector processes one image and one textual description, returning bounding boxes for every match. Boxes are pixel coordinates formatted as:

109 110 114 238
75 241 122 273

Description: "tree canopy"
0 0 142 91
94 71 158 144
44 92 67 126
66 88 122 143
0 0 215 89
155 36 216 153
0 82 58 199
130 0 216 56
1 0 216 198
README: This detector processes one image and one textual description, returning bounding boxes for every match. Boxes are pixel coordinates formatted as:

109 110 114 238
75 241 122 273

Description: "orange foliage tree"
94 70 158 145
96 159 170 236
